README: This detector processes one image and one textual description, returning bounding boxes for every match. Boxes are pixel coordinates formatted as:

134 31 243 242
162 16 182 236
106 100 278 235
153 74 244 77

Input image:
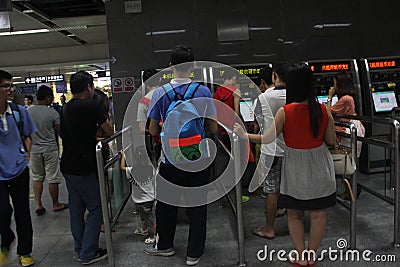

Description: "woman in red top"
235 63 336 266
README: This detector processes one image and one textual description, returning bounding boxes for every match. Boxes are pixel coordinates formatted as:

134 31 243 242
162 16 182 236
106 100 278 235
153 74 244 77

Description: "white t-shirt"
137 90 155 123
255 88 286 156
126 167 155 203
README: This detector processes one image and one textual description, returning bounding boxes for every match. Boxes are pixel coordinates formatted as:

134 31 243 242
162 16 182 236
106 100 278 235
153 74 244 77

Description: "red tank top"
283 103 329 149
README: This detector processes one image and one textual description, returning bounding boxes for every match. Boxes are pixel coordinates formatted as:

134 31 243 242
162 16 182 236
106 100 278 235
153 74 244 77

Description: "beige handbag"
330 146 357 202
330 146 356 176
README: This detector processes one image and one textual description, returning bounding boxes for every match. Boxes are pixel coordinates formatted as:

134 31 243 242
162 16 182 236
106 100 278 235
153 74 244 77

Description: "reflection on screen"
317 95 339 106
240 101 254 122
372 91 398 112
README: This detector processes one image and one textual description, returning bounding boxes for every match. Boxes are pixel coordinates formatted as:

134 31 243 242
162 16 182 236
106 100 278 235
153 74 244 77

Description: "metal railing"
203 131 246 266
334 114 400 247
96 126 134 267
333 120 358 249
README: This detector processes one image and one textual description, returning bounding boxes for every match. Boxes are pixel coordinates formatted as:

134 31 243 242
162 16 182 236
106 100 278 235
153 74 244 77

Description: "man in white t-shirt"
252 63 287 239
28 85 68 215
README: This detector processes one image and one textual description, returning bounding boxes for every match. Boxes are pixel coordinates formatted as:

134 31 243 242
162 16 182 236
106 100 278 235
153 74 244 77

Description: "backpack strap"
183 82 200 100
161 83 176 103
9 102 28 151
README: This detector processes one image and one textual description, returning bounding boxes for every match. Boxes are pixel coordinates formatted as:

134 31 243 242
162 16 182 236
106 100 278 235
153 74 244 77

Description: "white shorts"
30 151 62 183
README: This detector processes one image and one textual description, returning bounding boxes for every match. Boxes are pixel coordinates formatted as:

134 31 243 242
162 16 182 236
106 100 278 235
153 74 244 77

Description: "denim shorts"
260 154 282 194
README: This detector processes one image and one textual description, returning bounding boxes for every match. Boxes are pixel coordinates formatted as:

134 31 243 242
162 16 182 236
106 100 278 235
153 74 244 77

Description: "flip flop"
252 227 274 239
275 208 287 218
35 207 46 216
54 203 69 212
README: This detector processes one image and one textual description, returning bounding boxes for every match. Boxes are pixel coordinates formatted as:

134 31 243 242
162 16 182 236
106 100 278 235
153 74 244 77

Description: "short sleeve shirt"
148 79 216 122
60 98 106 175
0 103 36 180
28 105 60 153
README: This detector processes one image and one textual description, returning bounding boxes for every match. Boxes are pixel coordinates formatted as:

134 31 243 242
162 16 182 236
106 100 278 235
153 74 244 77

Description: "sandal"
275 208 287 218
144 236 156 244
134 228 148 236
252 227 274 239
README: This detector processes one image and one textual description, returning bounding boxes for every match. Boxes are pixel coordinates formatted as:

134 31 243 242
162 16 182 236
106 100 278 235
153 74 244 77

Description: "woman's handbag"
330 146 357 202
330 146 357 176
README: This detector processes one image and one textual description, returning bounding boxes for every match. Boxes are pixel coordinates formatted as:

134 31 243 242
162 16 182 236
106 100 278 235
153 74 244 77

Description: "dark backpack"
161 82 206 163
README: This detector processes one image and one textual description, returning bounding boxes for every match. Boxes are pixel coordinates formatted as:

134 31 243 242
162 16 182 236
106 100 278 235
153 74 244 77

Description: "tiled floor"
5 171 400 266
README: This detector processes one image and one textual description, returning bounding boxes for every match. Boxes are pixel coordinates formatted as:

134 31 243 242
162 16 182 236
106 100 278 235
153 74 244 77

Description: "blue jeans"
64 172 102 263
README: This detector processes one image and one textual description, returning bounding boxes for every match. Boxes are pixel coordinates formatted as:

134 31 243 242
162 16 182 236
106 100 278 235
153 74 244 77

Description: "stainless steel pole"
96 142 114 267
393 120 400 247
233 135 246 266
349 123 357 249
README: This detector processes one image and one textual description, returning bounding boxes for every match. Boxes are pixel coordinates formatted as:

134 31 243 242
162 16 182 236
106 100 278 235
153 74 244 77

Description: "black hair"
286 63 322 138
259 66 273 86
221 68 237 81
36 85 53 101
70 71 94 94
273 62 288 83
25 95 34 102
334 71 356 99
142 68 159 88
0 69 12 83
93 88 109 118
170 45 194 72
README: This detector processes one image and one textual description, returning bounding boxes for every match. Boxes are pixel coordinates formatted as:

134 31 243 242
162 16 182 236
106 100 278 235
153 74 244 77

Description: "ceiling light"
249 27 272 31
13 76 22 79
22 9 34 14
145 29 186 36
216 53 238 57
313 23 352 29
65 71 76 75
50 25 88 31
253 53 276 57
154 49 173 53
13 81 26 84
0 28 49 36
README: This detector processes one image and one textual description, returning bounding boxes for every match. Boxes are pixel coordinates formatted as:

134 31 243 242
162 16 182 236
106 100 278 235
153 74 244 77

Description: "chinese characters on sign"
369 61 396 69
25 75 64 84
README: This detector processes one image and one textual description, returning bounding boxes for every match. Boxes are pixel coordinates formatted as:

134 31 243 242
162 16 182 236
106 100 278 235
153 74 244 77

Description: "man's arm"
24 136 32 161
98 119 114 137
205 114 218 138
54 123 61 138
149 118 161 136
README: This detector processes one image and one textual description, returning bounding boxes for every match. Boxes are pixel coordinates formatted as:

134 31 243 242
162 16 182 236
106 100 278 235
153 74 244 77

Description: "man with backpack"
144 45 217 266
0 70 36 267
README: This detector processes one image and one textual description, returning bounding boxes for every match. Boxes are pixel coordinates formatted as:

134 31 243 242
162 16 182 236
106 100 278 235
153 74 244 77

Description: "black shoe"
81 248 107 265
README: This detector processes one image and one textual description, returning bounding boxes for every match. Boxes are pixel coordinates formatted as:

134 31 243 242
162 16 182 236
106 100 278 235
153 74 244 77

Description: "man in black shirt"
60 71 113 265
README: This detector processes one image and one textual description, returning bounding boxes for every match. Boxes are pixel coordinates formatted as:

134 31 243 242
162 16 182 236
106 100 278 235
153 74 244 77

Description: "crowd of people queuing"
0 45 364 266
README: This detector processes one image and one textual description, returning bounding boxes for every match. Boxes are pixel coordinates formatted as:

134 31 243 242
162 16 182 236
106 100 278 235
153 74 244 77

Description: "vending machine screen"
317 95 338 106
372 91 398 112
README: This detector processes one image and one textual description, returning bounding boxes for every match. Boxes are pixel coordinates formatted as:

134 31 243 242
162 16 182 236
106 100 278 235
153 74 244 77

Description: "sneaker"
241 195 250 203
186 255 203 266
81 248 108 265
19 255 35 267
261 192 266 198
0 248 9 266
144 246 175 257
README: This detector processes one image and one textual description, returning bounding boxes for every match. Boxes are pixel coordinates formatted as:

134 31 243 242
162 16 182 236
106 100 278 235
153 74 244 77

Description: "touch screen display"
372 91 398 112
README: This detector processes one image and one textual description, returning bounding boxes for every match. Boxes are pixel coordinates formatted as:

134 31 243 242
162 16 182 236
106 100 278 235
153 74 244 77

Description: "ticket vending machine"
209 63 269 122
359 57 400 173
307 59 362 115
